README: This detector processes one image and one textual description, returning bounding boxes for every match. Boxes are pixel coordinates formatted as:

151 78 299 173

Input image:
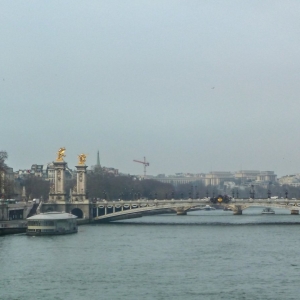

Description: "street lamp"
250 185 255 199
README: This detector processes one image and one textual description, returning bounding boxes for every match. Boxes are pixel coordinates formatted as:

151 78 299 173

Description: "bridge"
89 198 300 222
40 153 300 223
41 198 300 222
93 199 201 222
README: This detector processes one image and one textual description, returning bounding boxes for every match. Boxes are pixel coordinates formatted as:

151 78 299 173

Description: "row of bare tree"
0 150 11 198
19 174 300 201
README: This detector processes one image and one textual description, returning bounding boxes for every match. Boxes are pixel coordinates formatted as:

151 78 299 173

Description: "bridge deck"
93 199 300 222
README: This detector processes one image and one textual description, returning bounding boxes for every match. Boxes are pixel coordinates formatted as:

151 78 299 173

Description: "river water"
1 208 300 300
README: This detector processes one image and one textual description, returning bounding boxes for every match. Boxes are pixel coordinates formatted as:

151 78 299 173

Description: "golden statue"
56 147 66 162
78 153 87 165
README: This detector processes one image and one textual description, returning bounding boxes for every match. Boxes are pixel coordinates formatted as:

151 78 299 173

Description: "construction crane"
133 157 150 178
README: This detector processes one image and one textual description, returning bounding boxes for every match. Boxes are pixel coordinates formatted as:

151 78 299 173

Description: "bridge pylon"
176 207 187 215
232 205 243 215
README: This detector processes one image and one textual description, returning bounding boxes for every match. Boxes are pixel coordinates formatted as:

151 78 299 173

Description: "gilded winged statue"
56 147 66 161
78 153 87 165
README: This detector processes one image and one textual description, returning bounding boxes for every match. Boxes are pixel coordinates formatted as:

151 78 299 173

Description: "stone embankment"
0 221 27 236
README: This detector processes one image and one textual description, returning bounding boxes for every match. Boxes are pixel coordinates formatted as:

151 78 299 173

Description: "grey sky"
1 1 300 176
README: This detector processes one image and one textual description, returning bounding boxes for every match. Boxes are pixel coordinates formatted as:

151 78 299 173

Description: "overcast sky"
1 1 300 176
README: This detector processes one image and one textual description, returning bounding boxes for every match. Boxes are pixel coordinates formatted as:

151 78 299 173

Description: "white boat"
223 207 231 211
261 207 275 214
203 205 216 211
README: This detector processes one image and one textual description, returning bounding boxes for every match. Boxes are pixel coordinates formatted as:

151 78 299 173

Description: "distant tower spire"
97 150 101 167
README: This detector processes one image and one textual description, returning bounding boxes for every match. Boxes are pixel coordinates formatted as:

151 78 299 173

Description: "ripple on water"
1 211 300 300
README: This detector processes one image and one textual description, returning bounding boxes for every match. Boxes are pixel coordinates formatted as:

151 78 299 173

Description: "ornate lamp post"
250 185 255 199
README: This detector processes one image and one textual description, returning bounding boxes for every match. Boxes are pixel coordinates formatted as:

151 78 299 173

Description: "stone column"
49 161 67 202
73 165 88 202
21 186 27 202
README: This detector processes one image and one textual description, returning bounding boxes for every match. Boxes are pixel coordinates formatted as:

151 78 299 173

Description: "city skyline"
13 156 282 180
3 148 300 178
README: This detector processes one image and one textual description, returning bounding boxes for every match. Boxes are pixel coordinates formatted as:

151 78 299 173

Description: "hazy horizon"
2 1 300 177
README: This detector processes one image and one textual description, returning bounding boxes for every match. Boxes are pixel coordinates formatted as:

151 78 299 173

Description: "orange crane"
133 157 150 178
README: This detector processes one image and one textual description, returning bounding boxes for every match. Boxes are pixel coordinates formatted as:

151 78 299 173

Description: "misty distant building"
102 167 119 175
204 172 234 186
14 163 74 184
153 173 205 186
278 174 300 187
234 170 260 183
90 151 119 175
256 171 277 184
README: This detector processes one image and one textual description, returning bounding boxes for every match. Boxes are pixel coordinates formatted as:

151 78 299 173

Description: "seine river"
1 208 300 300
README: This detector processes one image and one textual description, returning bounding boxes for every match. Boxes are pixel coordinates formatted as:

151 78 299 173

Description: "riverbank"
0 220 27 236
0 218 93 236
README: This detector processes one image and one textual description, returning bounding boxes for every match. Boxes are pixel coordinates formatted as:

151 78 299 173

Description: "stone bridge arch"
71 208 84 218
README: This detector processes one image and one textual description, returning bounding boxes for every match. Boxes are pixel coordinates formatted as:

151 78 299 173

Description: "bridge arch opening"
71 208 84 219
107 206 113 214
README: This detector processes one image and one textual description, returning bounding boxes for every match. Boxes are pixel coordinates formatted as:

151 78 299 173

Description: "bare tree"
24 176 50 200
0 151 8 198
0 150 8 171
87 172 174 200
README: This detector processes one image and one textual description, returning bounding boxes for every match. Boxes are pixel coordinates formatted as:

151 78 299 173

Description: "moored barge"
26 212 78 236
